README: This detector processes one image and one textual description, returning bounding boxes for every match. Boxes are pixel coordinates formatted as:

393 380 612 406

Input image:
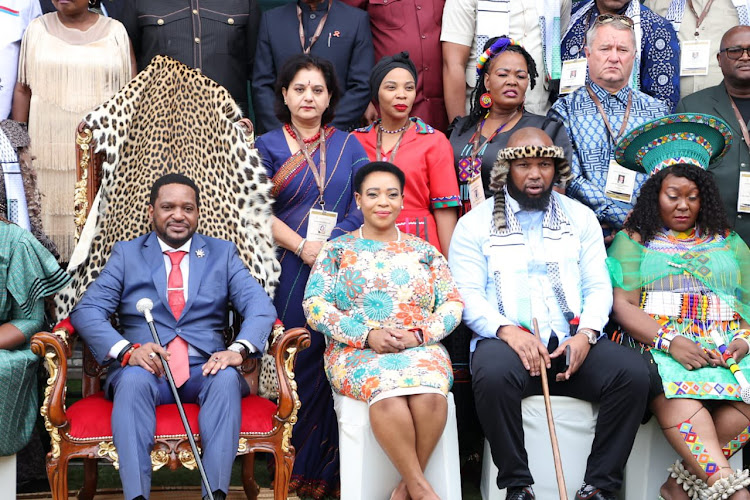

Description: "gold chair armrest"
31 326 76 460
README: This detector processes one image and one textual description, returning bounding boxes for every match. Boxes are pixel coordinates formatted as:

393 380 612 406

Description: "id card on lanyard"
465 111 518 209
680 0 714 76
290 125 339 240
729 96 750 214
559 58 587 95
586 86 634 201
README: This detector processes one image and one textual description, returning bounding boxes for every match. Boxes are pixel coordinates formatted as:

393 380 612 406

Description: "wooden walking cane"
532 317 568 500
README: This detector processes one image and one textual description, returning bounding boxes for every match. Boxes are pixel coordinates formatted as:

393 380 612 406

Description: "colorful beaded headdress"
615 113 733 176
476 37 519 77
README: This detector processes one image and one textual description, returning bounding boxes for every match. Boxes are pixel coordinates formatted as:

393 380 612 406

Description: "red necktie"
165 251 189 387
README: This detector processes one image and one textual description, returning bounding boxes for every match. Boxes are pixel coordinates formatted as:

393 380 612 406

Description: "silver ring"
148 352 156 359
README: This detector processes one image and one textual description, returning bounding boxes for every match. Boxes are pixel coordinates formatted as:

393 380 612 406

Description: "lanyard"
467 110 519 178
297 0 333 54
687 0 716 36
729 95 750 155
291 124 327 207
586 85 633 144
375 124 408 162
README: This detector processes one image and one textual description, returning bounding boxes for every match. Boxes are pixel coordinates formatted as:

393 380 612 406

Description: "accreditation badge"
738 172 750 213
559 58 587 95
680 40 711 76
604 160 636 203
307 209 338 242
469 176 486 209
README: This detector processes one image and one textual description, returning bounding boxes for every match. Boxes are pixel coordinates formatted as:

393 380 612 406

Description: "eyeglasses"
720 46 750 60
594 13 635 29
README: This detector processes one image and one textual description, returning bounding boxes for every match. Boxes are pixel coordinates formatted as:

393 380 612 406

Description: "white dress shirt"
448 192 612 353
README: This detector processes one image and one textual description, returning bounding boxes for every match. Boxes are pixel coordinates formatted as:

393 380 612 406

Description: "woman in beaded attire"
254 53 368 498
608 114 750 500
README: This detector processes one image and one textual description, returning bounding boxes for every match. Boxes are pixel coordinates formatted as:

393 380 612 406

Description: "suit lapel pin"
196 249 205 258
333 30 341 37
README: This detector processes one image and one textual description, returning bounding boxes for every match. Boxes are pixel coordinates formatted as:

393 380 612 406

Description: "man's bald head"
506 127 554 149
720 25 750 50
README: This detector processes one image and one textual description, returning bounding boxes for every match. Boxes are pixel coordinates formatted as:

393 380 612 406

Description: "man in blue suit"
252 0 374 133
70 173 277 500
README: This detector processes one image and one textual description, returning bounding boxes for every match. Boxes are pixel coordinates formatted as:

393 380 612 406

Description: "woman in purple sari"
255 54 368 499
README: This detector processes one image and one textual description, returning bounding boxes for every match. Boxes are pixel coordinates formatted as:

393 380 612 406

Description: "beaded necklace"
378 122 410 134
457 110 519 183
285 122 322 144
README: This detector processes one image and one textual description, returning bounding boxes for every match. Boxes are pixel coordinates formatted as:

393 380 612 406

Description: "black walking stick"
136 298 214 500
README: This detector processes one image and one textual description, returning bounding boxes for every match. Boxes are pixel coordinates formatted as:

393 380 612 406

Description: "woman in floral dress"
303 161 464 500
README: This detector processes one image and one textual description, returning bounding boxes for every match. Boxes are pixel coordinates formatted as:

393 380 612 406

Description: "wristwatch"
227 342 248 360
578 329 599 345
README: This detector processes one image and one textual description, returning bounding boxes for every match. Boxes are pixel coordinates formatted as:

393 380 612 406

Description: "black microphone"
564 311 576 338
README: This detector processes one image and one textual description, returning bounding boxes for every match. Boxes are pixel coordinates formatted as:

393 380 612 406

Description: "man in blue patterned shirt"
561 0 681 110
550 15 671 238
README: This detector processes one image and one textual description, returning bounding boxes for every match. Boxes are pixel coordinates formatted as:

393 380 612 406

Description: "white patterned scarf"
489 188 578 331
475 0 562 81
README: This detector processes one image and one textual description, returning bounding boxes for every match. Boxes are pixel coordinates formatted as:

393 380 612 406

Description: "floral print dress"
303 233 464 404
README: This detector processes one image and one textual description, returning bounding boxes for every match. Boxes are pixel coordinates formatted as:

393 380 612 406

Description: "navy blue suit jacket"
71 232 277 385
251 0 374 133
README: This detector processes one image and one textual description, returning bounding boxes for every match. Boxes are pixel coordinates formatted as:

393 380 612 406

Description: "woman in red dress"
353 52 460 255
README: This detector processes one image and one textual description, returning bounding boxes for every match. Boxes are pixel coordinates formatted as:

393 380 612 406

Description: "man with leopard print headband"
448 127 649 500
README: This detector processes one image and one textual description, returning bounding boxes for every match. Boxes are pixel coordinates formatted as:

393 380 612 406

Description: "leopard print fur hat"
489 145 572 231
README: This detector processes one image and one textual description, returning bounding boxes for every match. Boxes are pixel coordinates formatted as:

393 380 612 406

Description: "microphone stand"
141 308 214 500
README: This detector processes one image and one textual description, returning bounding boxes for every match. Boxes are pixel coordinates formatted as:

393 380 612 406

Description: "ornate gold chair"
29 125 309 500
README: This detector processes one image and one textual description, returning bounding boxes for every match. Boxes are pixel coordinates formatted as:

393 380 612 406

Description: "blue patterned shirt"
561 1 681 110
548 82 671 228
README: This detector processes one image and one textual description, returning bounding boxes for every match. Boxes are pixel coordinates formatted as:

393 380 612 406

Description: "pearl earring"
357 205 361 210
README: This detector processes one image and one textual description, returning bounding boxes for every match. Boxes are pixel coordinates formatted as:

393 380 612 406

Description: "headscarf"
369 51 418 102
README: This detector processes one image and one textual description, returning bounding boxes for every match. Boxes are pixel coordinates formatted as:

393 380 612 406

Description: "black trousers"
472 337 650 492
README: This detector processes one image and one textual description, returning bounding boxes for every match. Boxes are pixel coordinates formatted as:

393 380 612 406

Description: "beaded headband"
476 37 520 77
615 113 733 175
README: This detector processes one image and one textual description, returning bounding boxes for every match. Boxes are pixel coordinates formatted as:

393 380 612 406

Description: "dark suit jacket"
112 0 260 115
676 82 750 245
252 0 374 133
70 232 277 389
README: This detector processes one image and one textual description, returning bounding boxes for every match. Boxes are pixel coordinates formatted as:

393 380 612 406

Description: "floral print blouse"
303 233 464 402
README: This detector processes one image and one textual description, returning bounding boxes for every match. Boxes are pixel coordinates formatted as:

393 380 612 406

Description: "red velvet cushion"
66 392 277 439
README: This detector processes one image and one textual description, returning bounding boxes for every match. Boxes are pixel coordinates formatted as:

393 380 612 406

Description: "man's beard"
506 180 553 211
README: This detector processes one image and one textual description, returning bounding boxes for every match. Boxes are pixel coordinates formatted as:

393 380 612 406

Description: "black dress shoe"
575 484 616 500
507 486 535 500
203 491 226 500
